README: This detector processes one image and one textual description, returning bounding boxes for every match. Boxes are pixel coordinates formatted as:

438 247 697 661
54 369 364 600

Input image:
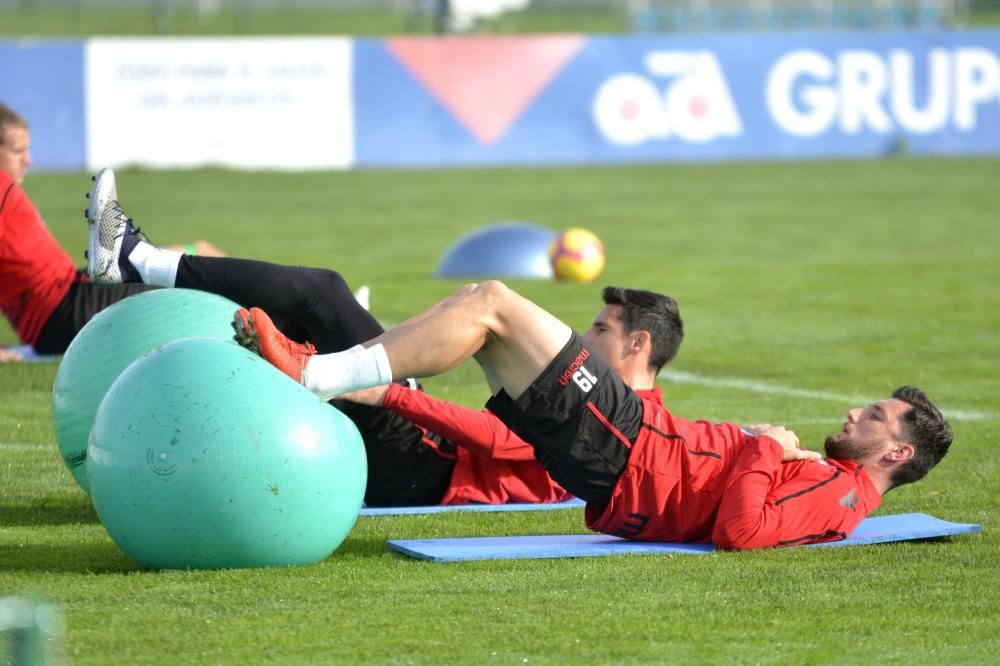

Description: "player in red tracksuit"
231 280 954 551
580 397 884 548
0 168 88 354
0 104 220 361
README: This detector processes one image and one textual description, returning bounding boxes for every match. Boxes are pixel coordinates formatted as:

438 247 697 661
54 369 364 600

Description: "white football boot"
85 168 142 284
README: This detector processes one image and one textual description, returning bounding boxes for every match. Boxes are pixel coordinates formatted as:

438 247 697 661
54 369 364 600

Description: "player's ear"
631 330 651 354
886 442 915 463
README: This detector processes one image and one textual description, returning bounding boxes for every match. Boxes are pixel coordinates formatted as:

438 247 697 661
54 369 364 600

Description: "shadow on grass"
0 498 99 526
0 542 139 574
328 533 400 559
1 534 398 575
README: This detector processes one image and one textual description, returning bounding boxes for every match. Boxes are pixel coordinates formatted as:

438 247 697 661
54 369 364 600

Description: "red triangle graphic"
387 36 585 146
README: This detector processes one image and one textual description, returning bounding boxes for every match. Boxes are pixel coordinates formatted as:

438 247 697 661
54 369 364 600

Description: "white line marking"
660 370 997 422
0 443 52 451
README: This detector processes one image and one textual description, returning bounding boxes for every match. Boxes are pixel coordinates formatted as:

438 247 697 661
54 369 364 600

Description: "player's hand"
0 346 24 363
339 384 390 407
755 425 822 462
742 423 774 436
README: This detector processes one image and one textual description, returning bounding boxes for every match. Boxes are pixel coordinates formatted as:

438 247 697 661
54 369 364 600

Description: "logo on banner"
386 36 585 146
766 47 1000 136
592 50 743 146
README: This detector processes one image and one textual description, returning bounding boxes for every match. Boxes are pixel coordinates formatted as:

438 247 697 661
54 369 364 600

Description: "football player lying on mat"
85 168 686 508
231 280 953 550
0 103 223 362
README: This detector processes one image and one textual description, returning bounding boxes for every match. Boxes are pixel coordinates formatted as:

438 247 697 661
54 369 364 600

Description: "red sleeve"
713 438 866 550
712 436 785 550
382 383 537 461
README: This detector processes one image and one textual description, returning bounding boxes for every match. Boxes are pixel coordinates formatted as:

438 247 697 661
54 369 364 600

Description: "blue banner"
0 41 86 170
354 31 1000 166
2 32 998 170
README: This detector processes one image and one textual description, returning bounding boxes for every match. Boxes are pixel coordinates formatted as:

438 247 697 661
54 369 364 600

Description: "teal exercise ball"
52 288 239 494
87 337 367 570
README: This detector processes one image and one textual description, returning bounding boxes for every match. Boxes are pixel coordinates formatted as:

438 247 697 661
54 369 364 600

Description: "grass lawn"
1 159 998 663
0 7 631 37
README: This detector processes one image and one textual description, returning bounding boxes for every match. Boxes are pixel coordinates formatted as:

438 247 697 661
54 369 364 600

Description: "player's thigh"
474 281 573 400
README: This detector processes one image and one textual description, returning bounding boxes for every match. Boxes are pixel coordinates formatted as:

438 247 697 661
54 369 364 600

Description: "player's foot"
232 307 316 383
85 168 143 284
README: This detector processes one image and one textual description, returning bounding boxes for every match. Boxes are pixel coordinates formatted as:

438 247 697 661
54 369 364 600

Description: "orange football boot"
232 307 316 383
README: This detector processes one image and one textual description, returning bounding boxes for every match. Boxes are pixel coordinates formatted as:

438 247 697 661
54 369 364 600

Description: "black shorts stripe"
774 469 842 506
779 530 848 545
586 402 632 448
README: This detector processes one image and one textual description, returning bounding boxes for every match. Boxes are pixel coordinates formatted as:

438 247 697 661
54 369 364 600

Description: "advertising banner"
84 37 355 170
1 31 997 170
354 31 1000 166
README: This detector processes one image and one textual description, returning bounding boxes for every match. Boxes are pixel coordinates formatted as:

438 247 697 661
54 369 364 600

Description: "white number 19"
572 365 598 393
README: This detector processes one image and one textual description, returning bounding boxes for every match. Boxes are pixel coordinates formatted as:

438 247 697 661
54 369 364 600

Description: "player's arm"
712 426 824 551
341 383 538 461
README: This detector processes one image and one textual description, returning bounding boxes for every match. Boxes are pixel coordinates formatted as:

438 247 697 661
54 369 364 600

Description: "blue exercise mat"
361 498 584 516
6 345 59 363
387 513 981 562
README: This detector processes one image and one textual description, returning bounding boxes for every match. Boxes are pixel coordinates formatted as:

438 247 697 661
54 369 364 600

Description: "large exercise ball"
87 337 367 570
52 288 240 494
436 222 557 279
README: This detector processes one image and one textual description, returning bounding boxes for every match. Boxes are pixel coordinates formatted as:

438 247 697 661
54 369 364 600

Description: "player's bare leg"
241 280 572 401
368 280 572 399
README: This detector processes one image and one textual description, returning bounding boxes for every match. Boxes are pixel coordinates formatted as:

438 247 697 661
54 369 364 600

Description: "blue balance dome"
437 222 557 279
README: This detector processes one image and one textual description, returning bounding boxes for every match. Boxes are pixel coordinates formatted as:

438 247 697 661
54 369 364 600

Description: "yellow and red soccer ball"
549 228 606 283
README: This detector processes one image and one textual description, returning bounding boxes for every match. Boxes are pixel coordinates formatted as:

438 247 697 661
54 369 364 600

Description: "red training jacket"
0 172 80 345
585 392 882 550
383 384 666 506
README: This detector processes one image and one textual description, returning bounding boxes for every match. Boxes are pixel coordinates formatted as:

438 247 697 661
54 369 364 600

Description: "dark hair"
0 103 28 145
889 385 953 489
601 286 683 373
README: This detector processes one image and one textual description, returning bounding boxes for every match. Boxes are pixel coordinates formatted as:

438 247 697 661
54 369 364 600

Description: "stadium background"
2 2 998 664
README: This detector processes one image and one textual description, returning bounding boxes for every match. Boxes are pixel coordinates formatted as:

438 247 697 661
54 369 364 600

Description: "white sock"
302 343 394 401
127 240 182 287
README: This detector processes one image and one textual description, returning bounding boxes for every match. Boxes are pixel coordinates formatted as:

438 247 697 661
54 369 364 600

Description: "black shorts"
33 275 157 354
485 332 643 506
333 391 456 507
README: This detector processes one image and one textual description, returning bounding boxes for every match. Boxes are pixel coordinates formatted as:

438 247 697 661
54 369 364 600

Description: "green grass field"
0 7 630 37
1 159 998 663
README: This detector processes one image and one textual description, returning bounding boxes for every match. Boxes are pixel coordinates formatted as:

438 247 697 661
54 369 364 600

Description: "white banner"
85 37 354 170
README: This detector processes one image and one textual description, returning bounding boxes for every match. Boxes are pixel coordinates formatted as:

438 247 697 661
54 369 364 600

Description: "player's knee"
467 280 516 328
474 280 513 303
465 280 507 312
308 268 350 294
441 281 513 330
